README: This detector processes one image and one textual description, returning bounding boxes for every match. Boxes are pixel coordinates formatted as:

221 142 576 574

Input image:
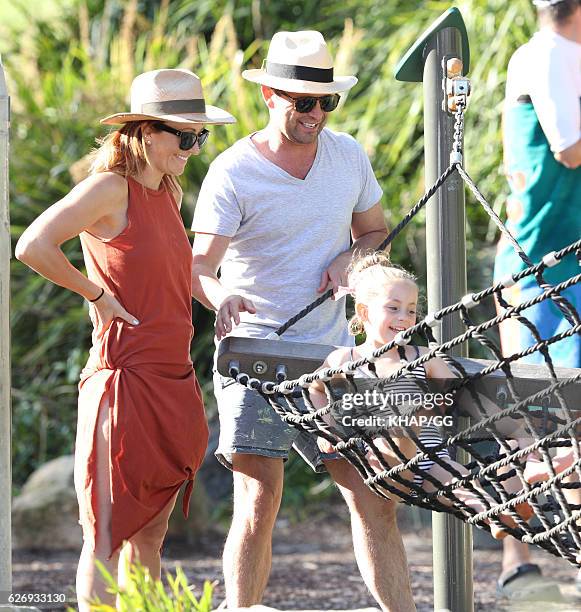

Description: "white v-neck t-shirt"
192 127 383 345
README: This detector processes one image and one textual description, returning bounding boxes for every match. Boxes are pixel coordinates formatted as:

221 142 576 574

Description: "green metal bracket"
394 7 470 82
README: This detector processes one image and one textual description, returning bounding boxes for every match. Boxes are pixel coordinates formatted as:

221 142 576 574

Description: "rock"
166 480 211 545
12 455 80 550
12 455 211 550
196 425 233 503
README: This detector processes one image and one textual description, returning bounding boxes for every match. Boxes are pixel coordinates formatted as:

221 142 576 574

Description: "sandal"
497 563 565 602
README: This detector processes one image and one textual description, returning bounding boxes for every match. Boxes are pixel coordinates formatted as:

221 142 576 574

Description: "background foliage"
3 0 537 494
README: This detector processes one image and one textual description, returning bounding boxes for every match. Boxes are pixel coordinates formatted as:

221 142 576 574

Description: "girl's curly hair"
347 250 418 336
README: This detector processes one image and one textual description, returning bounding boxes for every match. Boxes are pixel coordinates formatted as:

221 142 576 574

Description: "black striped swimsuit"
351 346 450 486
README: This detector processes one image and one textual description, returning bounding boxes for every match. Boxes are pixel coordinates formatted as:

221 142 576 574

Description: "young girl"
312 252 530 539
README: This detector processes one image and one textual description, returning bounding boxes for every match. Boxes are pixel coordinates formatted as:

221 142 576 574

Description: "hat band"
140 99 206 114
265 61 334 83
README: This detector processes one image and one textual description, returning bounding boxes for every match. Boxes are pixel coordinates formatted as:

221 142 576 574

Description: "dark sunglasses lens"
294 97 317 113
293 95 339 113
178 130 210 150
179 133 195 150
320 94 340 112
197 129 209 148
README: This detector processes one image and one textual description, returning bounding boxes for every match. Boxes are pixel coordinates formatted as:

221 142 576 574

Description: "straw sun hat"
242 30 358 94
532 0 568 5
100 69 235 126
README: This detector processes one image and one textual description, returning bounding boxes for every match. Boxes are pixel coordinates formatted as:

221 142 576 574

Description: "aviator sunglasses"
153 122 210 150
273 89 341 114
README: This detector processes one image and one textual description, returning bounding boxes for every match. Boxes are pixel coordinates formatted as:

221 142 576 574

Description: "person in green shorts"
493 0 581 600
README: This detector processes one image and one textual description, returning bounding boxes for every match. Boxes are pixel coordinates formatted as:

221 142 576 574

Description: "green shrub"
84 561 213 612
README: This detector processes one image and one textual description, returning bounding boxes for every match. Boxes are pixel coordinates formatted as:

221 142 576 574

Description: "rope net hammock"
221 102 581 567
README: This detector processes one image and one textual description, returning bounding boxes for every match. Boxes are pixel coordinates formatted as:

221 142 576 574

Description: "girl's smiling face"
358 279 418 345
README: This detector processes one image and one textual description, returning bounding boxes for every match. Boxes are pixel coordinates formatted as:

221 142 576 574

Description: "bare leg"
502 537 533 574
366 438 416 479
75 394 119 610
223 454 284 608
497 442 535 578
495 299 536 578
425 458 526 539
119 491 178 580
325 458 416 612
561 468 581 569
524 448 576 483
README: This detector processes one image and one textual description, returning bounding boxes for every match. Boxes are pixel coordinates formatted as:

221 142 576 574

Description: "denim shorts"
500 280 581 367
212 371 338 472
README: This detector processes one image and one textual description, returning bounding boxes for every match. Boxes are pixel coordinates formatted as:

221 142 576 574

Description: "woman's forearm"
15 238 101 301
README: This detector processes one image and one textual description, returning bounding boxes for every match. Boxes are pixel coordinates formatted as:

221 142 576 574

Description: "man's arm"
317 202 389 293
351 201 390 252
192 232 256 339
528 43 580 167
191 232 231 309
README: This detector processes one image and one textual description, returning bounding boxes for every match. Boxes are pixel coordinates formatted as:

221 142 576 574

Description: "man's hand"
216 294 257 340
316 202 389 297
317 251 352 296
555 138 581 169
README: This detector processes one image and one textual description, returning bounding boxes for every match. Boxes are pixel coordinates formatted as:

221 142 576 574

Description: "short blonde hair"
347 251 417 336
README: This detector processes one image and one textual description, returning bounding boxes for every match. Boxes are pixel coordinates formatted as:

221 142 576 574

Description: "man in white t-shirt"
191 30 416 611
494 0 581 601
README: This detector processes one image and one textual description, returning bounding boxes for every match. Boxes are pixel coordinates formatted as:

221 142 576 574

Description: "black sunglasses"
153 122 210 150
273 89 341 113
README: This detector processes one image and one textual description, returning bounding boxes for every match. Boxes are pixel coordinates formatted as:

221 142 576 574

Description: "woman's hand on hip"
90 291 140 338
215 295 256 340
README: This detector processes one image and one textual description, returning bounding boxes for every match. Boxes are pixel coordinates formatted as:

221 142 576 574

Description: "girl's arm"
309 347 352 408
421 347 456 379
310 347 352 452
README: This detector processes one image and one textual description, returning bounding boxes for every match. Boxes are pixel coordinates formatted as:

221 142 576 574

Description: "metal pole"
423 29 472 612
0 55 11 591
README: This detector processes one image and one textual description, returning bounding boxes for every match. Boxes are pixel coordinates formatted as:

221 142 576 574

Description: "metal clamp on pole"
446 58 471 112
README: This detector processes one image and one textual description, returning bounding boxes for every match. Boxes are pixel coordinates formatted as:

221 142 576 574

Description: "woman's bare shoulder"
73 172 128 207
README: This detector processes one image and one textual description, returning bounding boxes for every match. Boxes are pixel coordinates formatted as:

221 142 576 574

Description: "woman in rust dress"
15 69 235 609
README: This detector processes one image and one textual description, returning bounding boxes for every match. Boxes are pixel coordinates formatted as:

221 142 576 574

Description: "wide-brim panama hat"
100 69 236 126
242 31 358 94
532 0 568 5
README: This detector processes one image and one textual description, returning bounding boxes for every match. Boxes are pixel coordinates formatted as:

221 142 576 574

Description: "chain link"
450 95 466 164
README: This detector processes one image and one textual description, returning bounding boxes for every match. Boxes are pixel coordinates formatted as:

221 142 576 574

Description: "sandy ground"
11 512 581 611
